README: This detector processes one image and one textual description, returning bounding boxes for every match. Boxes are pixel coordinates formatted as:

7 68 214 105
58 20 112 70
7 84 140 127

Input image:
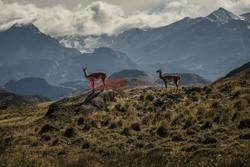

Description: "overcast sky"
2 0 167 12
1 0 250 36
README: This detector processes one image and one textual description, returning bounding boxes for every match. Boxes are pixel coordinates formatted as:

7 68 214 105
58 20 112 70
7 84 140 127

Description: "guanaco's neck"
158 70 163 79
83 69 88 78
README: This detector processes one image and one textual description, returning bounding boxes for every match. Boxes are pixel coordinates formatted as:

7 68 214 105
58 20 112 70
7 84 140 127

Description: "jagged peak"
206 7 241 25
240 12 250 23
9 23 41 34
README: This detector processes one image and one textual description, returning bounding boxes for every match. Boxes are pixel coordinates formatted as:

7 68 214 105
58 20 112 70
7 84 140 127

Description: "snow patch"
207 8 241 25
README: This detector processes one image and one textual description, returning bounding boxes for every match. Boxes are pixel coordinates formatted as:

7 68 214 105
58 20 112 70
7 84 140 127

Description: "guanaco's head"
82 67 87 71
156 69 162 73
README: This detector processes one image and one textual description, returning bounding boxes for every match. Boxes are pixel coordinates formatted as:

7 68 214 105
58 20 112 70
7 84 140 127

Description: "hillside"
3 77 74 100
109 69 148 79
0 63 249 166
0 89 49 110
216 62 250 82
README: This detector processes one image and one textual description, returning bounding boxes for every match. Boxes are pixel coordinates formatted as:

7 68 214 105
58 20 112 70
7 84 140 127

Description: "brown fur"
156 69 180 89
82 67 107 90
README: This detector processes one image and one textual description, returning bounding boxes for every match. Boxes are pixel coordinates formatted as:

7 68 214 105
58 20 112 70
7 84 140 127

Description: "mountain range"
0 25 139 85
59 8 250 80
0 7 249 87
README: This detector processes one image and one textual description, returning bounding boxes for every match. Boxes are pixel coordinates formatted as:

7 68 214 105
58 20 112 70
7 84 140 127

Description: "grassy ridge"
0 79 250 166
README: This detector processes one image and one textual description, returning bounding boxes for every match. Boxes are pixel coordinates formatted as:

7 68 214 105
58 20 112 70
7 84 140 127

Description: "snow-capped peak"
206 7 241 25
9 23 41 34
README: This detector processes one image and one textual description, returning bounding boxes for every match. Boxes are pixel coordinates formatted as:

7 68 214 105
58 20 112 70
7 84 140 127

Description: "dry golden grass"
0 80 250 166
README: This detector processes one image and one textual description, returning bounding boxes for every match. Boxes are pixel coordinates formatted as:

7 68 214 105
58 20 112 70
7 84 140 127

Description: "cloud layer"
0 0 249 36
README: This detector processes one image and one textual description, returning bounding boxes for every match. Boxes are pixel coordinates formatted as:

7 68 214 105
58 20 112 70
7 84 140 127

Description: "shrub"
130 122 141 131
142 115 151 125
115 103 127 112
137 135 143 140
205 87 212 94
201 120 213 130
171 132 184 141
190 95 199 102
139 94 144 101
203 137 218 144
64 127 76 138
211 101 221 109
117 120 123 127
234 100 247 110
183 116 196 129
82 124 91 132
213 127 228 133
232 90 241 99
109 121 117 129
121 127 131 136
101 117 110 127
146 94 154 101
89 120 98 128
186 128 196 135
115 103 121 111
82 141 91 149
238 118 250 129
136 142 144 148
41 134 51 141
239 132 250 140
154 99 163 107
39 124 58 134
77 117 84 125
157 125 168 138
52 139 61 146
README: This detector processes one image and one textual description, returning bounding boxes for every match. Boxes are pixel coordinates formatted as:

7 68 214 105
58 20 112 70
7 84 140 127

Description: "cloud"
0 0 249 36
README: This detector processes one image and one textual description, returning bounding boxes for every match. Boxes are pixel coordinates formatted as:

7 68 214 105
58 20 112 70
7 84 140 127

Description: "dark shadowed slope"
0 89 49 110
3 77 73 100
109 69 148 79
215 61 250 82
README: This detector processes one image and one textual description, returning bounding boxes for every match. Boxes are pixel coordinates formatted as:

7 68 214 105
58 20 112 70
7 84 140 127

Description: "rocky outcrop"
45 90 117 120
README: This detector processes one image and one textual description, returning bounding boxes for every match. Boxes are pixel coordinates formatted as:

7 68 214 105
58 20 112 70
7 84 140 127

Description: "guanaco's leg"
92 80 95 92
101 76 106 91
174 80 179 90
164 81 168 89
102 77 106 87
